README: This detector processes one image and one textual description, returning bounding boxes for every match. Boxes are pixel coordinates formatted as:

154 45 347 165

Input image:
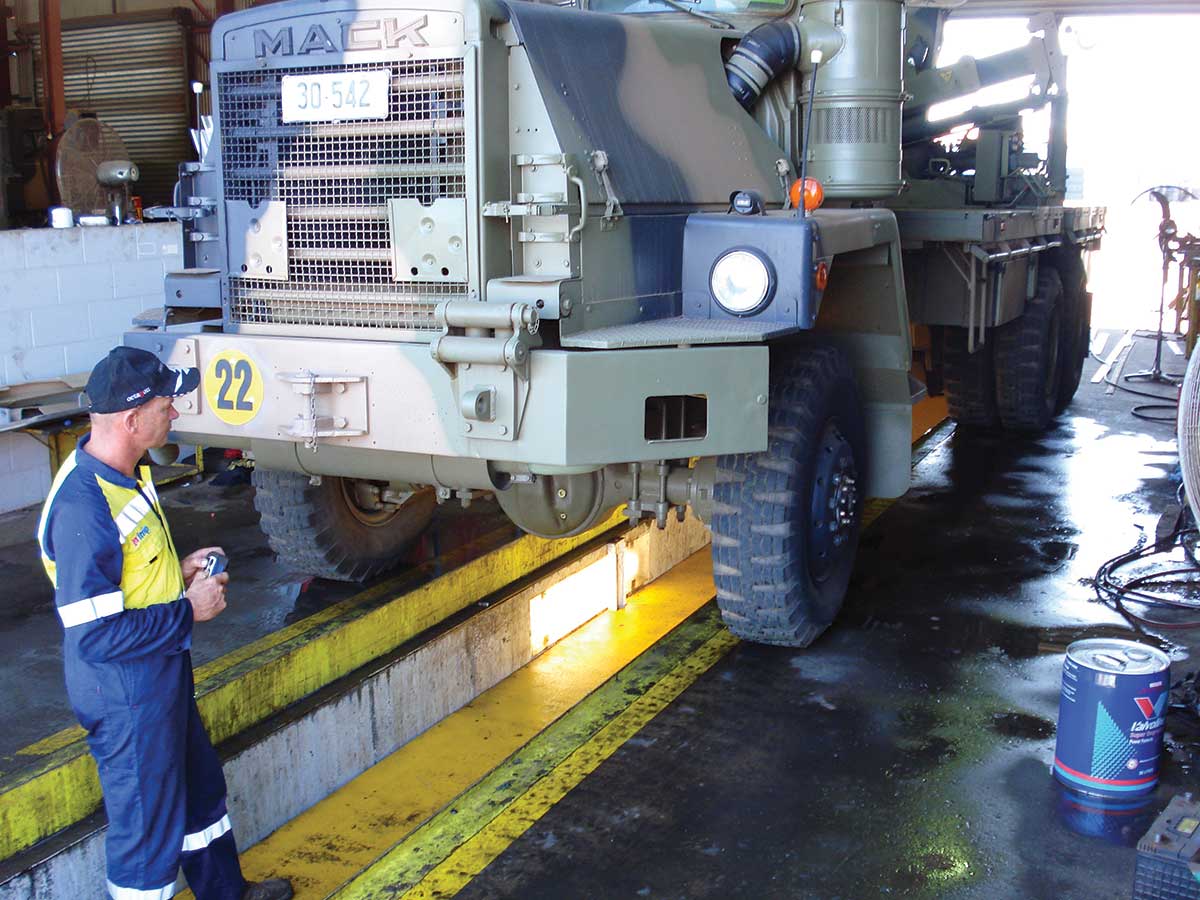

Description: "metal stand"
1126 244 1185 386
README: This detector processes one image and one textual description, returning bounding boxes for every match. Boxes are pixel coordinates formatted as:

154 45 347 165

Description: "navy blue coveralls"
37 436 246 900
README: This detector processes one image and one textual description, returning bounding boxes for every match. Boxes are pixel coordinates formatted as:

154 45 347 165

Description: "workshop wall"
0 221 182 514
0 432 51 512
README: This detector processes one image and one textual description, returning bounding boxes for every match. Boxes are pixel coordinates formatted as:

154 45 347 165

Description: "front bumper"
125 330 769 468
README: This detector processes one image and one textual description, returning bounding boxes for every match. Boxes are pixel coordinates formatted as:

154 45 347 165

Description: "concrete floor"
2 329 1196 899
449 332 1198 900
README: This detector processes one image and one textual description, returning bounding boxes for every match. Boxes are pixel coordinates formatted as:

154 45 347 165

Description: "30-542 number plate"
280 70 390 123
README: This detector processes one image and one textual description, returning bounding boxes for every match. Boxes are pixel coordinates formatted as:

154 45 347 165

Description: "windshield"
588 0 790 17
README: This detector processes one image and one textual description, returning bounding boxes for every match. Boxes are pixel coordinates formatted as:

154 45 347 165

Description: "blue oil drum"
1054 782 1157 846
1053 638 1171 799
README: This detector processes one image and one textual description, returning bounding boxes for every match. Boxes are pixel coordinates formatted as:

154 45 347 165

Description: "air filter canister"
1053 638 1171 800
799 0 904 199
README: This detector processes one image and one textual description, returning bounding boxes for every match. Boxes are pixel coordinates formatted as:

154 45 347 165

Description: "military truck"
130 0 1103 647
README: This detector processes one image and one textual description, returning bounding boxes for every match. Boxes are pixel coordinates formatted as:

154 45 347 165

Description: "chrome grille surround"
217 58 467 332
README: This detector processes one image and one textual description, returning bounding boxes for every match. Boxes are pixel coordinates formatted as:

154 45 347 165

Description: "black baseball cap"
85 346 200 414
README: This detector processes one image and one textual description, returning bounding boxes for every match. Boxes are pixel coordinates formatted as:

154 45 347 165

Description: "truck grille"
217 58 468 332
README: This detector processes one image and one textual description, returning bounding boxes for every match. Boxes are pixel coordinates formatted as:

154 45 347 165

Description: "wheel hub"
808 422 859 584
833 472 859 529
342 479 416 527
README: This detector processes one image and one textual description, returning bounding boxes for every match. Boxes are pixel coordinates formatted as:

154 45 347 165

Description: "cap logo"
124 386 152 403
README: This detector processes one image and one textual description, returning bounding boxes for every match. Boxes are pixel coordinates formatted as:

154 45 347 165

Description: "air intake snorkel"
724 20 804 111
724 12 842 112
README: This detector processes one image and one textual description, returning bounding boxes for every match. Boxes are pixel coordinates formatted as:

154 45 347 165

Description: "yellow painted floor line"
232 552 718 896
393 631 738 900
325 607 731 900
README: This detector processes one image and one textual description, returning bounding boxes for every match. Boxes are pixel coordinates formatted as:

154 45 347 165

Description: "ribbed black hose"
725 20 803 111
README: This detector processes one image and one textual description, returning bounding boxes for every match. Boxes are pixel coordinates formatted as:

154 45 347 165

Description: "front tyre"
710 345 867 648
252 469 436 582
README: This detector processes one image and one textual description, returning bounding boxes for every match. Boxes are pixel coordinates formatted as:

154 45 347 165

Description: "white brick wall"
0 221 183 513
0 433 53 514
0 222 182 385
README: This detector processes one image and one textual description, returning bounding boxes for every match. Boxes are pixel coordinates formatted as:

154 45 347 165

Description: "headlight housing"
709 249 774 316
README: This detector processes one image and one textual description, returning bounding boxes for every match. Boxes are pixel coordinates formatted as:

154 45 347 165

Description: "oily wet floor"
453 334 1197 900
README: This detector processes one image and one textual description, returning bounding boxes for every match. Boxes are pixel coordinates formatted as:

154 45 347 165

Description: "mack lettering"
252 16 429 57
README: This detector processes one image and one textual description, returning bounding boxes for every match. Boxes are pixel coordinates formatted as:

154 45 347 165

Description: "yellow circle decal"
204 350 264 426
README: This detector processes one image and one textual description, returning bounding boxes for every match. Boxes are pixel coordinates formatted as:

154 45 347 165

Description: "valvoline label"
1053 639 1170 800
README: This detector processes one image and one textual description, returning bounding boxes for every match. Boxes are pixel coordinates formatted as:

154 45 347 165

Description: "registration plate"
280 70 390 124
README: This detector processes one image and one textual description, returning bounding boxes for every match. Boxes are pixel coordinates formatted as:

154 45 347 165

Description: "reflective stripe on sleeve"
114 494 153 542
106 879 177 900
181 813 232 853
57 590 124 628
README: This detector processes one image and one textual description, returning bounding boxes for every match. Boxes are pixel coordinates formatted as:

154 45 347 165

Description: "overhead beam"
941 0 1200 15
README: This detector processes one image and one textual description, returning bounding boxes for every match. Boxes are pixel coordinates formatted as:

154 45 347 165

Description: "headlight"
710 250 773 316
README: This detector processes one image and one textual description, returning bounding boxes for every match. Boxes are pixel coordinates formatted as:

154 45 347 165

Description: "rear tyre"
942 326 999 428
252 469 436 582
1054 259 1092 414
993 268 1064 432
710 345 866 648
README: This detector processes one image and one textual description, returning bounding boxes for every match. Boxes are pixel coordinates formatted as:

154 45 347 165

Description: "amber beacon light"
789 177 825 212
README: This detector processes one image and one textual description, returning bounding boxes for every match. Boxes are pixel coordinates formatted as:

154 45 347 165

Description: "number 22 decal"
204 350 264 426
214 358 254 412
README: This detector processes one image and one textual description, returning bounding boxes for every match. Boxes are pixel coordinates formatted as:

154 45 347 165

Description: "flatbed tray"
893 205 1104 244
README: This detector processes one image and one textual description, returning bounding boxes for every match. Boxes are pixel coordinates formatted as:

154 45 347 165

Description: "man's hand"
186 571 228 622
181 546 226 585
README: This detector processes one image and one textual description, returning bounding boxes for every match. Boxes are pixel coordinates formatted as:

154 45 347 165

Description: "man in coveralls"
37 347 292 900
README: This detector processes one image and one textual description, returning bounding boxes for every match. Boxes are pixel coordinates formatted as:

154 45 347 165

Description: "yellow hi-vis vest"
38 449 185 625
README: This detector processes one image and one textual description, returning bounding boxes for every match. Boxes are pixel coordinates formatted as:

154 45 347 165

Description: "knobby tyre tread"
710 345 866 648
1054 256 1091 414
942 326 999 428
251 469 435 582
993 267 1064 432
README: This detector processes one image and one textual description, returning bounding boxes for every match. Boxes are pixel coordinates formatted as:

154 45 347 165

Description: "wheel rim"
339 478 426 528
807 421 859 584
